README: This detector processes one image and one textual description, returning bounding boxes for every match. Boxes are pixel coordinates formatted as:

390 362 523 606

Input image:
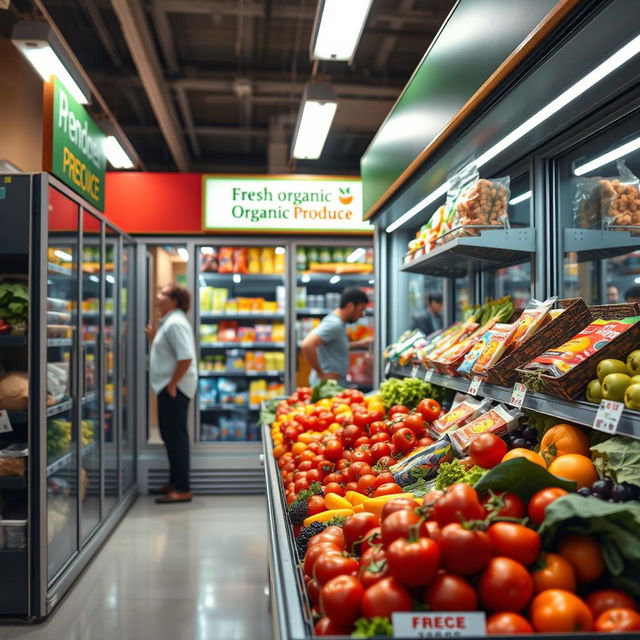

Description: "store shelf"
564 228 640 261
200 342 285 350
296 308 374 317
46 400 72 418
47 338 72 347
199 370 284 378
7 410 27 424
47 440 97 476
82 393 96 405
0 477 26 490
200 404 261 412
297 272 374 285
400 228 535 278
200 312 285 321
0 335 27 347
47 262 72 277
199 273 284 284
82 311 114 319
387 364 640 440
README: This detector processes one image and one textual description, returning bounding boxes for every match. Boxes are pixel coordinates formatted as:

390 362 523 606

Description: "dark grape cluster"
294 521 328 558
577 477 639 502
505 425 538 450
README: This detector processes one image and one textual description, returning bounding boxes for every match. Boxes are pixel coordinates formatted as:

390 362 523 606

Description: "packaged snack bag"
509 297 557 350
471 323 518 375
457 329 494 376
390 436 454 486
218 247 234 273
450 405 521 455
520 316 640 377
233 248 248 274
429 394 492 440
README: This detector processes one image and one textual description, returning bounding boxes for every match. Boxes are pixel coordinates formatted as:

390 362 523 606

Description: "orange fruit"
291 442 307 456
547 454 597 489
540 424 590 463
502 448 547 468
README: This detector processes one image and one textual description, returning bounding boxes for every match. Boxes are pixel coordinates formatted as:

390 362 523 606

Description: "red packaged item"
233 248 248 274
428 393 491 440
450 405 520 455
218 247 234 273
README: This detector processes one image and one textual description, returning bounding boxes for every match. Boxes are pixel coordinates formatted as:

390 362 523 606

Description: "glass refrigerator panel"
46 186 78 582
407 275 444 335
104 229 118 512
198 244 286 442
295 244 374 391
80 212 101 541
121 242 135 491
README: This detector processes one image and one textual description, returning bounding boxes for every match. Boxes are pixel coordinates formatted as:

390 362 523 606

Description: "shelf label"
411 365 419 378
424 368 434 382
593 399 624 434
384 362 391 376
392 612 486 638
0 410 13 434
510 382 527 409
468 376 482 396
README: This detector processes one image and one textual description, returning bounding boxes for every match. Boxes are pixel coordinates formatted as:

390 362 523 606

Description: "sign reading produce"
202 176 372 233
45 78 106 211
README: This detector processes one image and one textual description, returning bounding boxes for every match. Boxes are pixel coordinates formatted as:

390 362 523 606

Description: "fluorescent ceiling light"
574 134 640 176
54 249 72 262
385 32 640 233
329 275 341 284
346 248 366 263
509 191 532 205
292 83 338 160
12 21 90 105
311 0 373 62
177 248 189 262
103 136 134 169
275 246 286 255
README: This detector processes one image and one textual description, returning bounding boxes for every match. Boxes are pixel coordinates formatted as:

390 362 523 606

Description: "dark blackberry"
295 521 328 558
288 500 310 526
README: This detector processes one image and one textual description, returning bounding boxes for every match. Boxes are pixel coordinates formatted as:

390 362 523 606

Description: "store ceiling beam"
149 0 180 75
110 0 190 171
374 0 416 71
82 0 123 67
175 85 201 158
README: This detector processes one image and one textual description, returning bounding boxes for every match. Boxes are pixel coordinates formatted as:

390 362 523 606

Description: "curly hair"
164 284 191 312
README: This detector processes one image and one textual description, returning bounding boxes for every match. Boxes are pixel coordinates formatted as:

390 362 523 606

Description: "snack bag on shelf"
200 248 218 272
520 316 640 377
218 247 234 273
450 405 521 455
429 393 492 440
389 435 454 486
471 322 518 375
233 247 248 274
247 248 261 273
218 321 237 342
261 247 275 273
457 328 494 376
508 297 557 350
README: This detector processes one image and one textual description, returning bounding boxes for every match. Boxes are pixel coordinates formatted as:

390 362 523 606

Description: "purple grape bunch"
505 424 538 450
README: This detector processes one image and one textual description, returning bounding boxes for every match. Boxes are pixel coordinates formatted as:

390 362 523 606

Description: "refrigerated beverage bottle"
307 247 318 264
319 247 331 264
332 247 344 263
296 248 307 272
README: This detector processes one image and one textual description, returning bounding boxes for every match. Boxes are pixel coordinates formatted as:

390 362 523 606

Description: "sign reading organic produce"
202 176 372 233
44 78 106 211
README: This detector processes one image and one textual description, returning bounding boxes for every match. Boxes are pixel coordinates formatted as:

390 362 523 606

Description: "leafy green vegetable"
0 282 28 328
435 459 488 490
259 398 278 427
473 458 576 499
539 494 640 597
311 379 344 403
590 435 640 485
351 617 394 638
379 377 452 410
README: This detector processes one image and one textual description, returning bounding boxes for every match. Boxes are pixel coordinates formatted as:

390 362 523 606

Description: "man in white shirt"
146 284 197 503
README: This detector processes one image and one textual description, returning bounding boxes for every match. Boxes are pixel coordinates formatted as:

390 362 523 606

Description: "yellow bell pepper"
362 493 416 520
353 503 365 513
345 491 368 506
303 508 354 528
324 493 352 510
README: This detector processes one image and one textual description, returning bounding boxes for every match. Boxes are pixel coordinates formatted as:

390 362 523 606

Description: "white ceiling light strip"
574 134 640 176
508 190 533 205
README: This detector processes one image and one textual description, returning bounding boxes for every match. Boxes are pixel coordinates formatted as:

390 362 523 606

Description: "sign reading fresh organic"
202 176 372 233
49 78 106 210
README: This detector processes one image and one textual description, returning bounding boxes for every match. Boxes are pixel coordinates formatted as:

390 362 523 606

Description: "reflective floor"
0 496 273 640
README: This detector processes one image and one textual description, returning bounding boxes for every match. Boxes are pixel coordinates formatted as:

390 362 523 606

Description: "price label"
384 362 391 376
593 399 624 434
468 376 482 396
510 382 527 409
424 368 434 382
411 365 419 378
393 612 486 638
0 410 12 434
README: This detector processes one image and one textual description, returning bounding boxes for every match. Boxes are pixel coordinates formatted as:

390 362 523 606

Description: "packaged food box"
0 443 28 477
450 405 521 455
389 436 454 487
471 323 518 375
509 297 556 351
429 394 491 440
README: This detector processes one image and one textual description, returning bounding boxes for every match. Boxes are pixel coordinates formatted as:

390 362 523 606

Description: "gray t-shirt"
309 312 348 387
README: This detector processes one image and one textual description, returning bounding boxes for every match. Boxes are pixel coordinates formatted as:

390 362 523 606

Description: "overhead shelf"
46 400 72 418
200 312 284 321
297 273 374 285
400 228 536 277
388 364 640 440
201 342 285 349
199 273 284 284
296 308 373 317
47 338 72 347
564 228 640 261
0 335 27 347
199 370 284 378
47 440 97 476
47 262 72 277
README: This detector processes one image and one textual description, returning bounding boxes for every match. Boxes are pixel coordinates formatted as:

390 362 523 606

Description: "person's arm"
300 332 339 380
349 336 373 350
166 320 195 397
167 359 192 398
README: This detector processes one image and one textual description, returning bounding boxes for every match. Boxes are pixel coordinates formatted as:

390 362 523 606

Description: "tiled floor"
0 496 273 640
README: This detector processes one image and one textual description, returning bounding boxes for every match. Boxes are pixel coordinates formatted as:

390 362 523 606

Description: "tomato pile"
270 387 640 637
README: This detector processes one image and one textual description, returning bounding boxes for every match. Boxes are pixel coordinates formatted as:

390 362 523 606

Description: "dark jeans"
157 387 190 492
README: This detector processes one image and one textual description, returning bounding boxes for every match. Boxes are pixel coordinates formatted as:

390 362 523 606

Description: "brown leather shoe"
149 483 175 495
155 490 192 504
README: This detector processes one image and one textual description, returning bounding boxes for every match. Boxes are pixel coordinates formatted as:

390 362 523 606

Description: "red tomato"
479 557 534 612
439 523 492 575
360 557 389 588
487 522 541 566
342 512 380 553
314 617 353 637
351 447 373 466
357 474 378 496
595 608 640 632
323 439 344 461
344 481 358 493
341 424 363 448
307 578 321 604
323 471 341 485
323 482 344 497
389 419 407 435
368 409 385 423
298 460 313 472
371 442 391 461
320 575 364 626
306 469 321 483
392 427 416 452
369 421 389 435
373 472 395 488
389 405 410 416
469 433 508 469
370 433 391 445
481 491 525 519
316 459 335 476
380 497 419 522
348 462 373 483
404 413 425 435
303 543 342 577
486 613 534 634
373 482 403 497
307 495 326 517
376 456 394 470
386 536 441 587
362 577 413 618
353 412 370 429
586 589 637 618
336 459 350 471
381 509 429 548
294 477 310 493
433 483 485 527
354 436 371 448
314 553 359 585
359 526 383 554
416 398 441 422
528 487 569 525
423 573 478 611
417 437 435 448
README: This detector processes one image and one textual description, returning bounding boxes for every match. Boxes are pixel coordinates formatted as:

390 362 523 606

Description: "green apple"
630 375 640 386
601 373 631 402
624 384 640 411
586 379 603 404
626 350 640 376
597 359 629 382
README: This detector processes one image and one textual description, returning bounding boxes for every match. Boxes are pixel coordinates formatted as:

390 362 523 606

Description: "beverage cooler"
0 173 137 619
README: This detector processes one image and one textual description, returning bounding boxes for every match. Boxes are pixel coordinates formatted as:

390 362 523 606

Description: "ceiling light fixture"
508 190 533 205
385 32 640 233
574 134 640 176
11 21 90 105
346 248 366 263
292 82 338 160
311 0 373 63
103 136 134 169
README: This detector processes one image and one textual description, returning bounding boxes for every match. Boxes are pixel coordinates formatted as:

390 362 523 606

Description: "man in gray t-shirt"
301 288 371 387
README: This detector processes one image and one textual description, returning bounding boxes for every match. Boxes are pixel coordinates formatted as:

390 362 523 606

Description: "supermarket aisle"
0 496 272 640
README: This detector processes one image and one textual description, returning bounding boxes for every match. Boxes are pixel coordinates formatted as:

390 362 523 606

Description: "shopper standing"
413 292 444 336
301 288 370 387
146 284 197 504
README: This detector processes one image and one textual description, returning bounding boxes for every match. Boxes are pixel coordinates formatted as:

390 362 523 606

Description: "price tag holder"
468 376 482 396
423 368 434 382
510 382 527 409
392 612 486 638
593 399 624 434
384 362 391 376
0 410 13 434
411 365 419 378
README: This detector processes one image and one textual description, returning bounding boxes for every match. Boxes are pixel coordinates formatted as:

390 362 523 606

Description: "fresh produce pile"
0 282 28 335
586 353 640 410
269 384 640 637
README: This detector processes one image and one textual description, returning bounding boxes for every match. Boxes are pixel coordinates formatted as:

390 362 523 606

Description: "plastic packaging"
429 394 492 440
389 436 454 486
450 405 521 455
233 248 248 274
0 520 27 549
509 297 557 350
0 443 28 477
471 323 519 375
218 247 234 273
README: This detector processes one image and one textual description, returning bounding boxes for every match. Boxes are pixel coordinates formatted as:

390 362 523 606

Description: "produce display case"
0 173 137 619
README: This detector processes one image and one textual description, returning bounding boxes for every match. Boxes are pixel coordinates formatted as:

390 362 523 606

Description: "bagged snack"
0 372 28 411
509 297 557 350
218 247 234 273
233 248 248 274
450 405 521 455
521 316 640 378
457 329 494 376
389 436 454 486
471 323 518 375
429 393 492 440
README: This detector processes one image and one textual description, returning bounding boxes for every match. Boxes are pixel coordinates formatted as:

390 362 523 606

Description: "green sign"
51 78 106 210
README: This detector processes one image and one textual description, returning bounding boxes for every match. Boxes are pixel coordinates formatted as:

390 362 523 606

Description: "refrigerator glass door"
121 241 136 491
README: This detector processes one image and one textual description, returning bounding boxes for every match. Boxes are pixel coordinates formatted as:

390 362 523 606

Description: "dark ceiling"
11 0 456 174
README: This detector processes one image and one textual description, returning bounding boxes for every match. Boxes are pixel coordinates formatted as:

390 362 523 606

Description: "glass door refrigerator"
0 173 137 619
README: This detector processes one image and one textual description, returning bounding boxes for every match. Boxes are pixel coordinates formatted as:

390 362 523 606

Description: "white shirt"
149 309 197 398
